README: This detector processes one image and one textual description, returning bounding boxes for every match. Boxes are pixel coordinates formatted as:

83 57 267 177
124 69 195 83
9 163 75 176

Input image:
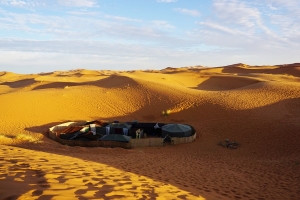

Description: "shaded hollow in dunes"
195 76 261 91
32 75 139 90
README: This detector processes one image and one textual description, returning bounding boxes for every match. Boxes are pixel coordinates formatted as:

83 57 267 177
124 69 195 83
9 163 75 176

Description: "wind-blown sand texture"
0 63 300 199
0 145 203 200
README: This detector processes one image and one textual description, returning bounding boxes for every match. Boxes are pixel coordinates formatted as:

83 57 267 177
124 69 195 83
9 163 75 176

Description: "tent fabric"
161 124 192 138
59 126 83 140
132 123 165 137
106 123 132 135
107 123 131 129
90 124 96 135
123 128 128 136
96 127 107 135
134 123 165 129
105 127 110 135
70 127 90 140
100 134 131 143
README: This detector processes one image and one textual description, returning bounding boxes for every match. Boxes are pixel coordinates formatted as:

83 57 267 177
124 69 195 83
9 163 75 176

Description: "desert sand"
0 63 300 200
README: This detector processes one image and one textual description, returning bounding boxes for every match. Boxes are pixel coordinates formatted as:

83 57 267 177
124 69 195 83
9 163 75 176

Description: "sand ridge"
221 63 300 77
0 63 300 199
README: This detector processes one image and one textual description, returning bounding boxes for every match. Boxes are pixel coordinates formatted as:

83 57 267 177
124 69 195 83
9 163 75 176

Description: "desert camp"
49 120 197 148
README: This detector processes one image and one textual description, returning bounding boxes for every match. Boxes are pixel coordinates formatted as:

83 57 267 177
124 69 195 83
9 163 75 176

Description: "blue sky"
0 0 299 73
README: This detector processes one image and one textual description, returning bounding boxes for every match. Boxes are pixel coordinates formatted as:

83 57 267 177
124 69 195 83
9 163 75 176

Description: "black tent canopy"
100 134 131 143
106 123 131 135
161 124 192 138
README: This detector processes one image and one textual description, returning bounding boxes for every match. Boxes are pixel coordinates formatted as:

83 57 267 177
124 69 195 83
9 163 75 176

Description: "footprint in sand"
56 175 68 183
37 180 50 188
39 158 49 162
75 189 87 195
177 194 188 199
8 159 19 164
35 170 46 178
17 163 30 168
32 189 44 196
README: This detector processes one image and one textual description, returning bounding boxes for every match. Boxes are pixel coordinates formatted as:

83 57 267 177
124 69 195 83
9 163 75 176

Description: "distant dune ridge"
0 63 300 200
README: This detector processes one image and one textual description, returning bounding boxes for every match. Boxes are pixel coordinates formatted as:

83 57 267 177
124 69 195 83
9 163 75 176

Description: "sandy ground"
0 63 300 199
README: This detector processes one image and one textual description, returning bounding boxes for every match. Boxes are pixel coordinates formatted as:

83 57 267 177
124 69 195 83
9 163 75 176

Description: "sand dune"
222 63 300 77
0 63 300 199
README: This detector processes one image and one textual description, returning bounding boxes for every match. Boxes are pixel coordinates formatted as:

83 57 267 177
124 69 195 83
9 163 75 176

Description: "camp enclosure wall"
130 138 164 147
129 133 196 147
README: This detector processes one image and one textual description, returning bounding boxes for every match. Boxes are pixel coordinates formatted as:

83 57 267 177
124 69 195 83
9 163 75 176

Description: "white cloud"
157 0 177 2
208 0 299 43
267 4 278 10
174 8 200 16
0 0 97 7
198 21 247 36
189 0 300 60
151 20 175 30
56 0 97 7
0 10 187 47
213 0 261 28
265 0 300 8
10 0 26 6
104 15 141 22
0 0 44 7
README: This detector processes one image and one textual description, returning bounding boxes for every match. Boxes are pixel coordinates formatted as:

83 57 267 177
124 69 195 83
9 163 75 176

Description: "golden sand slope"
0 145 204 200
0 63 300 199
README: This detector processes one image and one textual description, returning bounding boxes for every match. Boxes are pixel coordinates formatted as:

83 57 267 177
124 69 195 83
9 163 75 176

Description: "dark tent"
107 123 131 128
161 124 192 138
95 126 107 135
106 123 132 135
130 122 165 137
100 134 131 143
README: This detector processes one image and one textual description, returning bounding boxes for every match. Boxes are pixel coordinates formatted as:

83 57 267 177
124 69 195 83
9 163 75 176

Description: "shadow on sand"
190 76 261 91
0 78 37 88
32 75 139 90
0 147 51 200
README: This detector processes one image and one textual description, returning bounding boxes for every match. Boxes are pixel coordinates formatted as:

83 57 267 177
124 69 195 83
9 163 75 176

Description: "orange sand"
0 63 300 199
